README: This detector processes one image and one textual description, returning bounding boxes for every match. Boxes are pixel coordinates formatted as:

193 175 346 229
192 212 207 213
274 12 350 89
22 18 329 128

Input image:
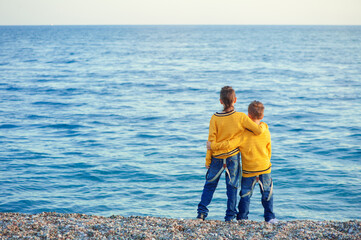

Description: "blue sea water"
0 25 360 221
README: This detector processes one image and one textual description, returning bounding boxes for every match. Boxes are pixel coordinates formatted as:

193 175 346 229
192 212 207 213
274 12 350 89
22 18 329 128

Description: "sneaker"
197 213 206 220
225 216 236 222
237 219 247 223
267 218 279 224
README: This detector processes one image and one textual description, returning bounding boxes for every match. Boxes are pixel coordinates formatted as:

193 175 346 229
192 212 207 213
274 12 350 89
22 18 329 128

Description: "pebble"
0 212 360 239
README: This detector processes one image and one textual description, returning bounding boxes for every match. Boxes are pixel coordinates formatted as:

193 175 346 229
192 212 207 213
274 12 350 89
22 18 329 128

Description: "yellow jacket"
206 111 265 166
211 122 271 177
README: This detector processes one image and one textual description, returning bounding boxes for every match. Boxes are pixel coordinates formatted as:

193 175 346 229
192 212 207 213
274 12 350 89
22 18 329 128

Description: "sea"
0 25 360 221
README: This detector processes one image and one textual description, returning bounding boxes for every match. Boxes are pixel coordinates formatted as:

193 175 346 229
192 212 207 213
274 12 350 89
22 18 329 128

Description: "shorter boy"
207 101 277 223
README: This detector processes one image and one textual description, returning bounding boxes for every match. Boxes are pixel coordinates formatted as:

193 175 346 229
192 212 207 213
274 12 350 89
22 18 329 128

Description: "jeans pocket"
261 174 272 191
205 163 221 181
227 158 241 188
205 169 211 181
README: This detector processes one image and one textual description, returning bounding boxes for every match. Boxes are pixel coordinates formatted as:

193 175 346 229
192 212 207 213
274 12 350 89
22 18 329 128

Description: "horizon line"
1 23 361 27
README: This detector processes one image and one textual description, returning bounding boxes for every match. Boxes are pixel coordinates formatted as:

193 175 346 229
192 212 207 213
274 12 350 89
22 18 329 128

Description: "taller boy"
197 87 265 221
209 100 277 223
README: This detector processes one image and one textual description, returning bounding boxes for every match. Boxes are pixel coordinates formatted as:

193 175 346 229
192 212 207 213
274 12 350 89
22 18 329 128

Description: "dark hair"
248 100 264 119
220 86 236 112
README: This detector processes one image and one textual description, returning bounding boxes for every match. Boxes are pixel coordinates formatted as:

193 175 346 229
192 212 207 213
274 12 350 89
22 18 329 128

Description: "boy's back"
238 122 271 177
210 121 272 177
206 111 265 165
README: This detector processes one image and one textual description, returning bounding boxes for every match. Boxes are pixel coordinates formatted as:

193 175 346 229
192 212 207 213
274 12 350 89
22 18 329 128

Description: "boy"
197 87 265 222
207 100 277 223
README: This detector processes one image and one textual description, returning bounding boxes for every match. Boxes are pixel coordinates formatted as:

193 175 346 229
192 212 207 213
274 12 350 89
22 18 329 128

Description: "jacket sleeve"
205 116 217 167
210 113 264 151
210 137 243 151
241 113 265 135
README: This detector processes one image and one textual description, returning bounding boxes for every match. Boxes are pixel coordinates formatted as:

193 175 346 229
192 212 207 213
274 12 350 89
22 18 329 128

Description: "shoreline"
0 212 359 239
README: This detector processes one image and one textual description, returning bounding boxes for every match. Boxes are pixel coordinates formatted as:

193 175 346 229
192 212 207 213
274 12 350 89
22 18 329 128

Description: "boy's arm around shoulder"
241 112 265 135
208 137 243 151
260 121 269 130
208 115 268 152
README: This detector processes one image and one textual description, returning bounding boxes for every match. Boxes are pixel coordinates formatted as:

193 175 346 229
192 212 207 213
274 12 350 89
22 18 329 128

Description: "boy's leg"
225 180 238 221
237 176 256 220
224 154 241 221
259 173 276 222
197 175 220 218
197 159 222 219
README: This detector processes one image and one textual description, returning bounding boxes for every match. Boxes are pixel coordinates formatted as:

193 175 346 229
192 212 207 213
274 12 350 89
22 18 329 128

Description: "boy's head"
248 100 264 120
220 86 236 111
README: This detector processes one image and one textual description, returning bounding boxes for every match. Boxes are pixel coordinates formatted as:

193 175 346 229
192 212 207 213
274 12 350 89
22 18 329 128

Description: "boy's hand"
205 164 210 169
206 141 212 150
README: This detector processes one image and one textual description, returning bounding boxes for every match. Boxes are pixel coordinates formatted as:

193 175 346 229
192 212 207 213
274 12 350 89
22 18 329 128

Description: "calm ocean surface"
0 25 360 221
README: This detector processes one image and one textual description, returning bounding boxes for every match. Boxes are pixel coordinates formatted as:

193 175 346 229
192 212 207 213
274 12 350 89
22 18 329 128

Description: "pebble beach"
0 213 359 239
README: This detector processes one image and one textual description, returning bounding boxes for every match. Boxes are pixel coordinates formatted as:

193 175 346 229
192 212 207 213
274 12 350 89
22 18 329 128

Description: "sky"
0 0 360 25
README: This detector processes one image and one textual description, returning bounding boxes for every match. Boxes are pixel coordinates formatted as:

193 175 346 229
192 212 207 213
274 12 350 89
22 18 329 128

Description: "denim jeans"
197 154 241 221
237 173 276 222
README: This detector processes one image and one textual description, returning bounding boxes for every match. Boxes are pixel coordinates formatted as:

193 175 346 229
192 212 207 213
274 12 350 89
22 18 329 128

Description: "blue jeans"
237 173 276 222
197 154 241 221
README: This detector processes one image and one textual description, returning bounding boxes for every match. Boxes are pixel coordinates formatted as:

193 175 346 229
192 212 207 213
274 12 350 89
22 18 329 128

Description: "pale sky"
0 0 360 25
